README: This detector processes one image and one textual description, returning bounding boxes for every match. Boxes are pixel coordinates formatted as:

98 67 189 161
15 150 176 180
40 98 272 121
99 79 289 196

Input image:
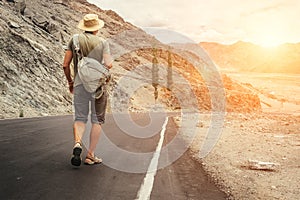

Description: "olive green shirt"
67 32 111 87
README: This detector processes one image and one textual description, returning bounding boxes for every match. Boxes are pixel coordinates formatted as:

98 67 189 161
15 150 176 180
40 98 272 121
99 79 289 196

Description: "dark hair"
84 31 94 34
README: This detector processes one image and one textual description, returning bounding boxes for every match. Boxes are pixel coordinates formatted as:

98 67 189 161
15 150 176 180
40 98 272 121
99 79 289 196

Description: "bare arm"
63 50 74 93
103 53 113 69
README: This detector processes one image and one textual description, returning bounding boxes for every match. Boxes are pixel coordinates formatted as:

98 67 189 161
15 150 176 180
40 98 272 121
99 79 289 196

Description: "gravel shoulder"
190 113 300 200
182 73 300 200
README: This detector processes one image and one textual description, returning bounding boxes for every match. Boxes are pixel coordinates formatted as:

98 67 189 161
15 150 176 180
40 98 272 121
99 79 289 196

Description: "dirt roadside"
182 73 300 200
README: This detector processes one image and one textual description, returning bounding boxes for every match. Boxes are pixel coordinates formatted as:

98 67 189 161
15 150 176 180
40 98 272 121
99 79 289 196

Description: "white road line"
136 117 169 200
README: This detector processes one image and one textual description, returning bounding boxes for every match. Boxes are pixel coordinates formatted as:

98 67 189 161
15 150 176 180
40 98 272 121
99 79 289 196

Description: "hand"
68 81 74 94
107 64 112 69
69 84 74 94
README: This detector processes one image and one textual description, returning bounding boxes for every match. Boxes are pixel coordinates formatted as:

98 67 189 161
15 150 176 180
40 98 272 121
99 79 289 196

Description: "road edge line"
136 117 169 200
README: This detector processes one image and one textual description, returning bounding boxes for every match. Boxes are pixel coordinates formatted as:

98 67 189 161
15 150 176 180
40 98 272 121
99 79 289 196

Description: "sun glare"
257 34 283 48
249 17 289 48
253 27 286 48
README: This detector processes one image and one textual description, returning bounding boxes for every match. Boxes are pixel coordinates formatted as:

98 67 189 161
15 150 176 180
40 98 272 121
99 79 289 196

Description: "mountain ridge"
200 41 300 74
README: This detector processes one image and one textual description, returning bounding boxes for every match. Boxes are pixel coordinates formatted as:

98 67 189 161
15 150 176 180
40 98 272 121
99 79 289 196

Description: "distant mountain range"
200 41 300 74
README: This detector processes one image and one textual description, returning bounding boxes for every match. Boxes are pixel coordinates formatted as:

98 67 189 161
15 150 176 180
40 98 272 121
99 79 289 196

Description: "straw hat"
77 14 104 32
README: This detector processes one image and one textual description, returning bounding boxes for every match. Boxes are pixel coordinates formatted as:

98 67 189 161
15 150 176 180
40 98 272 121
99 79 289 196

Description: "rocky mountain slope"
0 0 138 118
0 0 261 119
200 41 300 74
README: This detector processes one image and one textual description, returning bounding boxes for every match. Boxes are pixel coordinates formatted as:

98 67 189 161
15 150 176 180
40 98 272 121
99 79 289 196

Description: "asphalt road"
0 114 228 200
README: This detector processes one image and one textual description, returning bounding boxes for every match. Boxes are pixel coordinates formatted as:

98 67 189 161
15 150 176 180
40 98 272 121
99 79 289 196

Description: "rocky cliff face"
0 0 261 119
0 0 138 118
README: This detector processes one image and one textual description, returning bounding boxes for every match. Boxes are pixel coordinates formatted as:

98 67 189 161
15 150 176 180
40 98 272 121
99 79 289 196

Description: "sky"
88 0 300 46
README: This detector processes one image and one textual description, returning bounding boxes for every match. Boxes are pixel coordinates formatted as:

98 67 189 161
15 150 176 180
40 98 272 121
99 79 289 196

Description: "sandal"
84 155 102 165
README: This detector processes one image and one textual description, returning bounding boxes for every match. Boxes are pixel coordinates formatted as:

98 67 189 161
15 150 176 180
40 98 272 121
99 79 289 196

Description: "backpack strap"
73 34 83 59
72 34 82 77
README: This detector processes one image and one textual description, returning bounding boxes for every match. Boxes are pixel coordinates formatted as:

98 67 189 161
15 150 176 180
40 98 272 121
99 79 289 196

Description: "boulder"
32 14 57 34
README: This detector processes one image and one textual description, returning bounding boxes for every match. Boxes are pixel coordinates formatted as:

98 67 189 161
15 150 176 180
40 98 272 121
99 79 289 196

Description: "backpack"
73 34 110 93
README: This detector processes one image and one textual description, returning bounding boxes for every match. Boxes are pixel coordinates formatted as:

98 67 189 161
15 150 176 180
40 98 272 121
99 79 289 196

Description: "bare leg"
71 121 86 166
87 123 101 157
73 121 86 144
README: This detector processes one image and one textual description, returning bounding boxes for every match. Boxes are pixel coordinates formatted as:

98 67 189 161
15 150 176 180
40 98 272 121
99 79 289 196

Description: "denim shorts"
73 84 107 124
